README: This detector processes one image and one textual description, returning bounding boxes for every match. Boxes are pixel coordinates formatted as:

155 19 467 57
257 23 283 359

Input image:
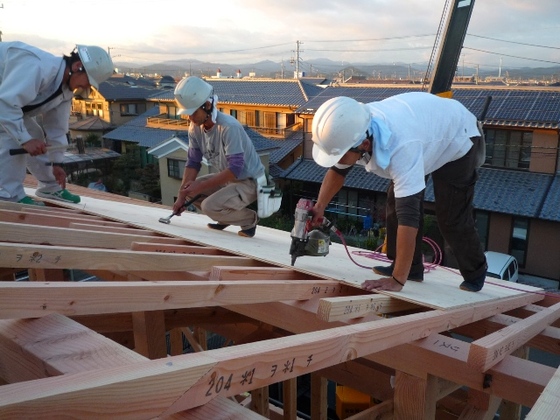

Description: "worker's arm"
362 191 423 292
312 168 346 222
313 151 360 222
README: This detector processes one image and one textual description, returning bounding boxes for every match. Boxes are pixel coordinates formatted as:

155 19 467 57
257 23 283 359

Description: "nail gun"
289 198 338 266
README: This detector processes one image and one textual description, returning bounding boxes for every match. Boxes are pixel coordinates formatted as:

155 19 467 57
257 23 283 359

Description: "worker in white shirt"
310 92 488 292
0 41 114 205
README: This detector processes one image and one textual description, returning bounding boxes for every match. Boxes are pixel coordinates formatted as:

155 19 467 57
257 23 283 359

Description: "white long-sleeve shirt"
0 41 73 161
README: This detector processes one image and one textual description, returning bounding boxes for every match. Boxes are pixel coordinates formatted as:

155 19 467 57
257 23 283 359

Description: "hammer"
159 194 202 224
9 144 74 155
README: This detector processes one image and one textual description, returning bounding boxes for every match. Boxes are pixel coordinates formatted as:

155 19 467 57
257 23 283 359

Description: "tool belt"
256 174 283 218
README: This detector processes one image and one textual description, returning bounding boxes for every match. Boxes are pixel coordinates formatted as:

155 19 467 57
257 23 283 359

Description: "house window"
119 103 146 116
167 159 185 179
511 217 528 267
230 109 237 119
485 129 532 169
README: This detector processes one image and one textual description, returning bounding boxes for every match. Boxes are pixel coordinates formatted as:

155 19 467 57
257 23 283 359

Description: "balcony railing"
146 116 190 130
248 122 302 138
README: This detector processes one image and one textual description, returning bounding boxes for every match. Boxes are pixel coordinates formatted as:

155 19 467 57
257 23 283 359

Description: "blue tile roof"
282 159 555 219
538 175 560 222
296 86 560 128
98 75 163 101
147 78 325 107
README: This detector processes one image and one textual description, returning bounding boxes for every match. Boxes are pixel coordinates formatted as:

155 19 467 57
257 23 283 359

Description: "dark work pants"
385 137 487 282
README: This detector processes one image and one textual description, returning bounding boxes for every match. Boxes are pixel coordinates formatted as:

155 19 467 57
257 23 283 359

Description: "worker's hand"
52 166 66 189
311 203 325 226
182 179 205 197
22 139 47 156
362 277 403 292
172 197 185 216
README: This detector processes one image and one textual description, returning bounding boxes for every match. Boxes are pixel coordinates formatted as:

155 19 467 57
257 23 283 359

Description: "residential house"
283 84 560 283
104 77 324 204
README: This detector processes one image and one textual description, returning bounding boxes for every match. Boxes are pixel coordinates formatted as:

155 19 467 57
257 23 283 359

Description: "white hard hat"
174 76 214 115
311 96 371 168
76 45 114 90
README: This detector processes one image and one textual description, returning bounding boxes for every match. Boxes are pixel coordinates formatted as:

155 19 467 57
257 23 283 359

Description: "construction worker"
310 93 488 292
0 41 114 205
172 76 265 238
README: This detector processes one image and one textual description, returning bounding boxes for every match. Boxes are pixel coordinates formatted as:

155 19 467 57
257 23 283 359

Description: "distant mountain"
114 58 560 82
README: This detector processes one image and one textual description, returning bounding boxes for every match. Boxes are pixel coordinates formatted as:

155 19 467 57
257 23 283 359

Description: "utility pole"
291 40 303 79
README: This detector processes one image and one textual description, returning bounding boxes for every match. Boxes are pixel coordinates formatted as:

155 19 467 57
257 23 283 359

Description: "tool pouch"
256 174 283 218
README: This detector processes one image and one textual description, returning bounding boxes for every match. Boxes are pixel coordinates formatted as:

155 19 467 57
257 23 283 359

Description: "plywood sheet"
28 188 542 310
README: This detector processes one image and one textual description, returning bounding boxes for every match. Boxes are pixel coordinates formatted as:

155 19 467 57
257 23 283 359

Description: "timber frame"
0 180 559 419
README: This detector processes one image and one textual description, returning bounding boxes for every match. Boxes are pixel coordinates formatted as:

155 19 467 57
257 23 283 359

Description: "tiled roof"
281 159 555 219
103 107 174 148
282 158 390 192
98 75 164 101
295 86 560 129
425 167 553 218
538 175 560 222
105 107 283 154
147 78 325 107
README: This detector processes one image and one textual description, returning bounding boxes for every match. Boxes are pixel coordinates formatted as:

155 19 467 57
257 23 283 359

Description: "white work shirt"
0 41 72 161
358 92 480 198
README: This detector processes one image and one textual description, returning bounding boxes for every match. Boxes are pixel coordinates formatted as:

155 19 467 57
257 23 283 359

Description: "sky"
1 0 559 76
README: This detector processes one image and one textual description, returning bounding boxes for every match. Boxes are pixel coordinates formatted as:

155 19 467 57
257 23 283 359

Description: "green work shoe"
17 196 45 206
36 189 81 204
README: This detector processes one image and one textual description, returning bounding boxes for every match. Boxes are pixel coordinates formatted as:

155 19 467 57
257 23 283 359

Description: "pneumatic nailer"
289 198 338 266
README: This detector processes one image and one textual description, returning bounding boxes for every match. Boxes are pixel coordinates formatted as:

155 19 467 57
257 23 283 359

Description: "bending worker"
310 92 487 292
172 76 264 238
0 41 114 204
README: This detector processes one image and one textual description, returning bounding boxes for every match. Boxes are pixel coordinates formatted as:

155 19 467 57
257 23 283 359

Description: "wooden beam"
467 301 560 372
0 242 256 271
210 266 318 281
283 377 297 420
0 313 145 383
131 242 229 255
69 222 160 236
345 399 393 420
0 280 345 318
0 221 178 250
317 294 421 322
370 332 554 408
0 293 543 418
310 373 328 420
132 311 167 359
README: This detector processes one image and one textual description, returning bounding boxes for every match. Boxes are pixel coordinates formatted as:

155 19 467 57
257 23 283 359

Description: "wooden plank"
210 266 319 281
29 192 546 310
283 377 297 420
131 242 229 255
0 292 542 418
69 222 160 236
451 313 560 355
0 208 107 228
467 301 560 372
0 313 146 383
0 221 188 250
0 242 256 272
0 280 346 318
317 294 420 322
393 371 429 420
